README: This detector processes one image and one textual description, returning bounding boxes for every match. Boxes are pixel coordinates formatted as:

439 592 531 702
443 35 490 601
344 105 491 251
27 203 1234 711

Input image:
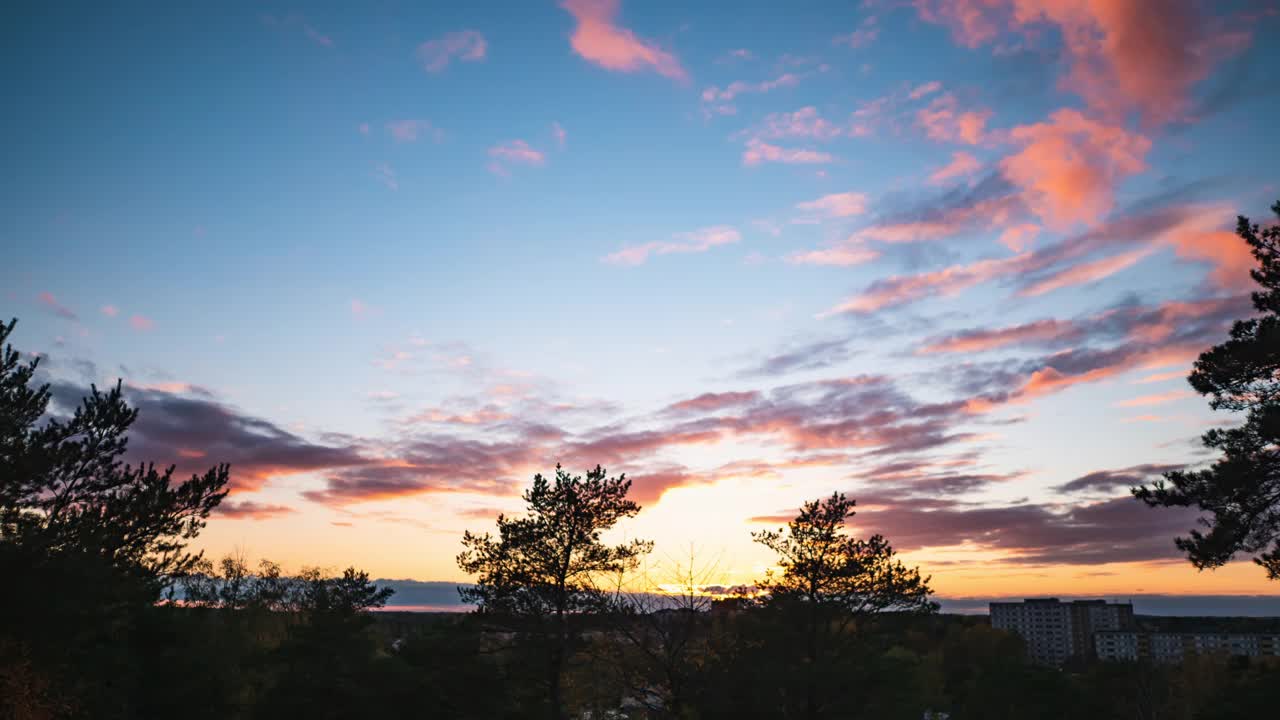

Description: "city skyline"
6 0 1280 602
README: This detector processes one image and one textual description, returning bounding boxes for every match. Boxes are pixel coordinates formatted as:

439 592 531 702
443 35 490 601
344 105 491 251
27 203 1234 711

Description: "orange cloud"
1001 109 1150 228
929 151 982 185
918 318 1074 354
560 0 686 81
916 1 1248 125
997 223 1039 252
1161 225 1255 289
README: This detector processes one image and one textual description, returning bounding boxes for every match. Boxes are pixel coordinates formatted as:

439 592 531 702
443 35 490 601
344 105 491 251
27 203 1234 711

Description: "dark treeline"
3 203 1279 719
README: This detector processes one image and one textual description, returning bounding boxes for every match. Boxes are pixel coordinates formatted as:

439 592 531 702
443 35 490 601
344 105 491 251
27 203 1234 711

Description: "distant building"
989 598 1134 665
1095 631 1280 663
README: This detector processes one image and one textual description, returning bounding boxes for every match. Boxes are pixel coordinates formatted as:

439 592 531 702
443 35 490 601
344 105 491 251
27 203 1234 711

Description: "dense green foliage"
1136 202 1280 578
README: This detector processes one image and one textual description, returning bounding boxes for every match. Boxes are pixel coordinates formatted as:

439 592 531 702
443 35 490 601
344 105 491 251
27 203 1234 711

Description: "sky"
5 0 1280 606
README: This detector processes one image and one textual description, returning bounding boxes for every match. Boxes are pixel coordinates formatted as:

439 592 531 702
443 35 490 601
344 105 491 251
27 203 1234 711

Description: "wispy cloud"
795 191 869 219
929 151 982 185
129 315 154 332
604 225 741 265
38 292 78 321
416 30 487 73
385 119 443 143
1113 390 1195 408
917 93 991 145
373 162 397 190
742 139 834 166
487 140 547 176
834 15 879 48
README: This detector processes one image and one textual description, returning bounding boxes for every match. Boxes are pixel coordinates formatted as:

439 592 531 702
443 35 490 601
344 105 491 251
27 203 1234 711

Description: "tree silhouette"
1135 201 1280 579
0 317 232 717
753 492 937 719
0 318 229 583
457 464 652 720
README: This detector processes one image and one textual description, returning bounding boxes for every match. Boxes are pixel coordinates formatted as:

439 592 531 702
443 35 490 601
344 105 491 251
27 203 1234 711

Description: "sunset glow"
8 0 1280 604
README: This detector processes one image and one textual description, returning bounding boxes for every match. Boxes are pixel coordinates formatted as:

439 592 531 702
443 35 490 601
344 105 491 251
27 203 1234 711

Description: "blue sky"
5 0 1280 599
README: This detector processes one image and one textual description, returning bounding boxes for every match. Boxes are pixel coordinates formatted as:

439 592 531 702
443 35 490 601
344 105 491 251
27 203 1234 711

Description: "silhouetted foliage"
0 320 229 583
752 492 937 719
457 464 653 719
1135 202 1280 578
0 318 230 718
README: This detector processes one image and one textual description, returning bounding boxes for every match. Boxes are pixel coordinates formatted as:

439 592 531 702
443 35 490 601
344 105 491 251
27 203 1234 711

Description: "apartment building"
1095 630 1280 663
989 598 1135 665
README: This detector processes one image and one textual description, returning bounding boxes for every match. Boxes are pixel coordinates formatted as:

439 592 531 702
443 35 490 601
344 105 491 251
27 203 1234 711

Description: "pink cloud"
350 299 381 319
752 107 843 140
402 407 512 425
795 191 869 218
909 80 943 100
303 25 333 48
1018 247 1153 297
385 119 442 143
824 253 1029 315
129 315 155 332
917 93 991 145
487 140 546 176
919 318 1076 354
551 121 567 149
1159 217 1255 289
37 292 78 321
788 245 880 267
560 0 686 81
915 1 1247 125
1137 370 1187 384
742 139 834 166
416 30 487 73
928 151 982 185
1113 390 1195 408
701 72 798 114
665 391 760 414
100 304 119 318
997 223 1039 252
1001 109 1150 229
834 15 880 48
604 225 741 265
823 203 1240 314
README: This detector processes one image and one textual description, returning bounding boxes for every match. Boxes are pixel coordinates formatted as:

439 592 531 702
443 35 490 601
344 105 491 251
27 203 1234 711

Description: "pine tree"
1135 202 1280 578
457 464 652 720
